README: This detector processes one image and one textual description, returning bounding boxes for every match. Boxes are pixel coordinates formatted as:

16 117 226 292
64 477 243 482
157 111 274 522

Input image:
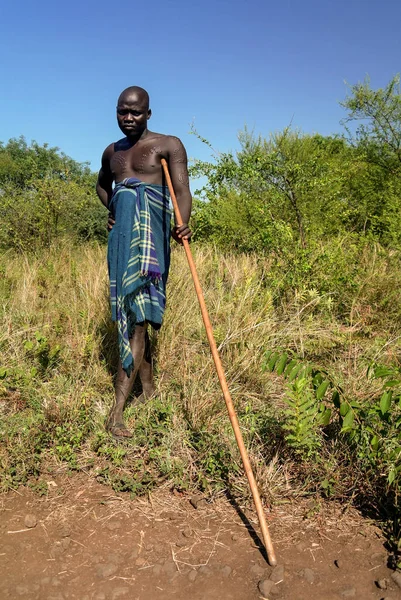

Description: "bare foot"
106 420 133 439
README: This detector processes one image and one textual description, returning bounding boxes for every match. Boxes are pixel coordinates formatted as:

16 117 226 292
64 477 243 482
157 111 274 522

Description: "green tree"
340 75 401 174
0 136 92 187
191 128 353 250
340 75 401 244
0 138 105 249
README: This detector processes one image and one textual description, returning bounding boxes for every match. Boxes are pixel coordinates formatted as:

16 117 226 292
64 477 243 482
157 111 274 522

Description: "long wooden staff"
161 158 277 566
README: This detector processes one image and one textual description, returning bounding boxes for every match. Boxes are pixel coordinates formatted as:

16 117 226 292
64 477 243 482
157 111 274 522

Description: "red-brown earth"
1 474 400 600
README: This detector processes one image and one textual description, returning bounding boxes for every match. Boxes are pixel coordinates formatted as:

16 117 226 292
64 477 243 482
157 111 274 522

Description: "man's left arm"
167 137 193 242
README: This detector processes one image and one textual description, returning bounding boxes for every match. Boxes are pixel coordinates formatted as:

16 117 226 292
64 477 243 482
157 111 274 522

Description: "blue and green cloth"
107 178 172 375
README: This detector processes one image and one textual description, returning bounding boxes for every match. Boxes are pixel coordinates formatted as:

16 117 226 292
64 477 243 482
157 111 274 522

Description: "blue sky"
1 0 400 179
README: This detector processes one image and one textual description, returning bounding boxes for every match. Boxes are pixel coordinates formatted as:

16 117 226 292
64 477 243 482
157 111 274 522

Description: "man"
96 86 192 438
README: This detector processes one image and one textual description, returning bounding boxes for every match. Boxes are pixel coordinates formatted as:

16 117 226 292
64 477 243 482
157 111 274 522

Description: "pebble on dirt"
182 527 193 538
95 563 118 578
24 514 37 528
221 565 232 577
270 565 285 583
391 571 401 589
162 560 177 576
258 579 279 597
162 511 180 520
376 578 388 590
189 495 207 509
298 568 315 584
250 563 266 577
50 541 65 558
340 586 357 597
371 552 387 565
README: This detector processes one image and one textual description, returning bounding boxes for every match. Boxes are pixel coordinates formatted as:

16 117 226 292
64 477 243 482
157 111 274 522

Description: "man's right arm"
96 146 114 208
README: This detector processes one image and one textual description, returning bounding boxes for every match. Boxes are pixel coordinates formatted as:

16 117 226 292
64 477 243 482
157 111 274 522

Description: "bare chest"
110 142 166 183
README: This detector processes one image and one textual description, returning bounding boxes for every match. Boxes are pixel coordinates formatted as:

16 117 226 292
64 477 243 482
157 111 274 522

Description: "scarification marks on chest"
138 146 162 174
110 152 128 174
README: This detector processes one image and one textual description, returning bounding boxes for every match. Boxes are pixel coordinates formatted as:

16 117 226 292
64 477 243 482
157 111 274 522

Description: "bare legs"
107 323 155 438
137 330 156 402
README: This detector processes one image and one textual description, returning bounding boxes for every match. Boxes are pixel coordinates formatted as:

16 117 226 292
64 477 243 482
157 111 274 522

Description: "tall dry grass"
1 240 401 512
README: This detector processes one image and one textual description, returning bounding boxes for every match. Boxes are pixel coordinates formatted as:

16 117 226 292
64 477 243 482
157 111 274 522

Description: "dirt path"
1 475 400 600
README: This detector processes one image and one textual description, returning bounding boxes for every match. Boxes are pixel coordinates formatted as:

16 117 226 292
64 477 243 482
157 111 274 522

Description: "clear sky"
1 0 400 176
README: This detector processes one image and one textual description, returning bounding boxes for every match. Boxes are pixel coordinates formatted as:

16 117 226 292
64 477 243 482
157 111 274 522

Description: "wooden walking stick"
161 158 277 566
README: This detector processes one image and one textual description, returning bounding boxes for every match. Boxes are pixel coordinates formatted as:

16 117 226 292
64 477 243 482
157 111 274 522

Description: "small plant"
96 467 156 497
336 362 401 491
28 480 49 496
24 331 61 375
189 428 240 490
282 376 323 455
263 350 332 457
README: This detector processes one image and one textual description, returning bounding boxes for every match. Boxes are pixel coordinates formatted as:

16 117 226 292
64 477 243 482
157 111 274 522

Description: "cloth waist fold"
107 177 172 375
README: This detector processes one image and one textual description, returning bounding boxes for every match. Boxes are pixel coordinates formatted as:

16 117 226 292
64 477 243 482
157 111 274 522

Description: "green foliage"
338 363 401 490
28 480 49 496
50 405 93 469
191 129 354 252
282 377 323 455
0 136 92 187
263 350 332 456
189 427 240 490
191 76 401 251
96 467 156 496
264 348 401 501
24 331 61 375
3 75 401 252
0 137 106 250
0 411 51 491
90 397 187 496
341 75 401 174
339 76 401 243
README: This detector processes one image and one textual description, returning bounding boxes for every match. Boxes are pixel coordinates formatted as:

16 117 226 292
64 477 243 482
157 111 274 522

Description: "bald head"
118 86 149 109
116 86 151 139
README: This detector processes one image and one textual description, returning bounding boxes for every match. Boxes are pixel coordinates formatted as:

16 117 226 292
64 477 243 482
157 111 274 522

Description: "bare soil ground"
1 474 400 600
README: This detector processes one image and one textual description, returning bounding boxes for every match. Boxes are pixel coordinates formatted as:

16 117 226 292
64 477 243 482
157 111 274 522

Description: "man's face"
116 92 151 137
